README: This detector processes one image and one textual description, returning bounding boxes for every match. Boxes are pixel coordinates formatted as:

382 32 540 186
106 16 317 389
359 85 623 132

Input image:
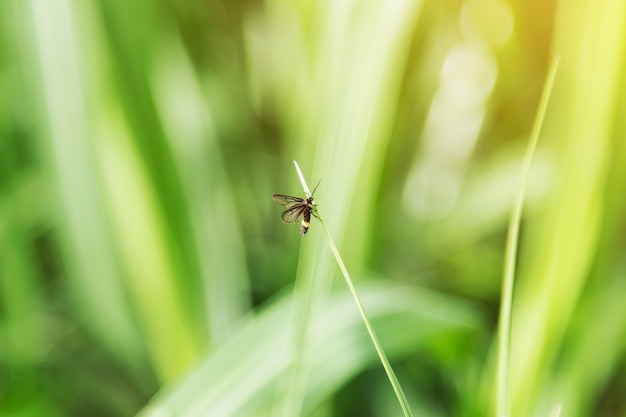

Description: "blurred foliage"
1 0 626 416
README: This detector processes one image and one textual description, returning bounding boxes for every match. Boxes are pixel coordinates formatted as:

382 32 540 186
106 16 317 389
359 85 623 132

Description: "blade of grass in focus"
248 2 425 415
295 160 413 417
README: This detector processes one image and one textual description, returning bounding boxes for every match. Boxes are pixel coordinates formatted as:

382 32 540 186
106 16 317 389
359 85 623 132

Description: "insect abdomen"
300 209 311 235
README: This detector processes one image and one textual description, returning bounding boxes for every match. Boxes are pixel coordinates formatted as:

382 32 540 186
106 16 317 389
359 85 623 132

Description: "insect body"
272 182 319 235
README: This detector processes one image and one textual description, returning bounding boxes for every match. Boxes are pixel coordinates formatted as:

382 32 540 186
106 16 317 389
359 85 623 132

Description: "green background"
2 0 625 416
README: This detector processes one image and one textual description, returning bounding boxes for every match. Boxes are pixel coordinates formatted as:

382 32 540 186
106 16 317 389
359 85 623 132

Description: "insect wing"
272 194 304 208
281 205 307 224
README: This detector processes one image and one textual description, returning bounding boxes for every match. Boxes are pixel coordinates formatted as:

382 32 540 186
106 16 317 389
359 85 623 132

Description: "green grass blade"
318 219 414 417
495 55 560 417
294 161 413 417
294 160 312 196
136 282 480 417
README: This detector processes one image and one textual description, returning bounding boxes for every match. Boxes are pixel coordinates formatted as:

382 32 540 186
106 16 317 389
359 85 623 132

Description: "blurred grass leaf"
137 283 482 417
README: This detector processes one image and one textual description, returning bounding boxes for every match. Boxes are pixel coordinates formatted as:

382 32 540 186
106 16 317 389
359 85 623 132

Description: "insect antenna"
309 179 321 198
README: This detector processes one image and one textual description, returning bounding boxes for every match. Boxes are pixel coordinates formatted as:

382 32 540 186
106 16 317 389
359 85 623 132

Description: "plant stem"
496 55 560 417
318 219 413 417
292 160 413 417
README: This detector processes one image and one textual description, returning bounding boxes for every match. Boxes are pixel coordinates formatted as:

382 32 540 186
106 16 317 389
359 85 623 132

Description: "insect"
272 181 320 235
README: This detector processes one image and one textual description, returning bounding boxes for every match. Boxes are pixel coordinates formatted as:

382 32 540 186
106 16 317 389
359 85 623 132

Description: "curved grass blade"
495 55 560 417
294 160 414 417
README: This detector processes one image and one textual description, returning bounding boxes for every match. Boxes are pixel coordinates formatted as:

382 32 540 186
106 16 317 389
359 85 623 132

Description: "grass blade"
294 161 413 417
495 56 560 417
318 220 414 417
